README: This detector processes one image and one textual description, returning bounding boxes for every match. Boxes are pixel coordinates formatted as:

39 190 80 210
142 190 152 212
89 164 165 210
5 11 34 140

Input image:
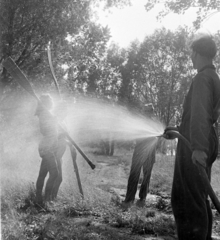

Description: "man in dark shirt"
170 36 220 239
122 104 156 207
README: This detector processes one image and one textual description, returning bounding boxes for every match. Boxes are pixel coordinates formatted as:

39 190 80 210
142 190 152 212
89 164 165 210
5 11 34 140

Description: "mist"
0 93 165 197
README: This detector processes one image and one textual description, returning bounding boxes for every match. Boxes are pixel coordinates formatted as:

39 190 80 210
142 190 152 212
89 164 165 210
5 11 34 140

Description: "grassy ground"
1 145 220 240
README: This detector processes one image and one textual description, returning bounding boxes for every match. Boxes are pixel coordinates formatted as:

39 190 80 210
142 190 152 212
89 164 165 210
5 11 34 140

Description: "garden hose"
160 130 220 214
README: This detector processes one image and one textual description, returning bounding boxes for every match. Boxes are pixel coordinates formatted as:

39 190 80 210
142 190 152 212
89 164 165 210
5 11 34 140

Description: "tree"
213 31 220 72
0 0 92 96
106 41 143 109
106 43 128 102
145 0 220 28
0 0 130 98
141 28 195 125
114 28 195 126
56 23 122 100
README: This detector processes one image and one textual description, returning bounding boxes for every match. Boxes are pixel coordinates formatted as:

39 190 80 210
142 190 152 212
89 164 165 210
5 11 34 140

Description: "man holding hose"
165 35 220 240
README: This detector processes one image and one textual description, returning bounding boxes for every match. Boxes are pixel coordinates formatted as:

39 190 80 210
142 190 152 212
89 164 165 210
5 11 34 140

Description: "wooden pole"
70 146 84 199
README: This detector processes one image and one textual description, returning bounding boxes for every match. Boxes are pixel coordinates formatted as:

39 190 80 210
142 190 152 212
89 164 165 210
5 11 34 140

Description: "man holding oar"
3 56 95 205
35 94 75 204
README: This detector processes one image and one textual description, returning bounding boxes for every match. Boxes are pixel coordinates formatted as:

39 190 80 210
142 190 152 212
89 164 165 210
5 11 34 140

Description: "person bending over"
123 104 156 207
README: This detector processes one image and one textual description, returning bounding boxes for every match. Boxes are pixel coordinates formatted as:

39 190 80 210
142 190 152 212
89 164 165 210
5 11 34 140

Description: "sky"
95 0 220 47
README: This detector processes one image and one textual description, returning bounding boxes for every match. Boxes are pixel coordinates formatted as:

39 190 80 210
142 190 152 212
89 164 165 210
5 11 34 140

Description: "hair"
190 36 217 59
144 103 154 113
35 94 53 116
39 94 52 103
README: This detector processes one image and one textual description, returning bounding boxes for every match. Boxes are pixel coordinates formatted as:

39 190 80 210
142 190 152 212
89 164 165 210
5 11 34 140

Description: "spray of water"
1 96 166 193
65 98 165 143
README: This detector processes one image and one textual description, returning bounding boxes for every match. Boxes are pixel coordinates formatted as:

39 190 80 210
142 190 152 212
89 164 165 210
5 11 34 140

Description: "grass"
1 186 176 239
1 145 177 240
1 142 220 239
150 153 175 195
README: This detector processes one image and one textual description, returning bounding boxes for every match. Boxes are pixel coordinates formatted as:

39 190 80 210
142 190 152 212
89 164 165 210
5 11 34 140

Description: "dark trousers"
171 134 218 240
125 138 156 202
36 137 67 202
36 151 59 202
50 137 68 199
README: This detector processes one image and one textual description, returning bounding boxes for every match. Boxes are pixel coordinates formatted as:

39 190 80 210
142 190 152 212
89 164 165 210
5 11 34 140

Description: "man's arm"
190 73 213 166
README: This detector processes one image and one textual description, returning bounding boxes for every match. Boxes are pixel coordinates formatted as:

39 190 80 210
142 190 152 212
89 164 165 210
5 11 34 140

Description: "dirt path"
80 154 176 240
83 153 220 240
87 154 129 193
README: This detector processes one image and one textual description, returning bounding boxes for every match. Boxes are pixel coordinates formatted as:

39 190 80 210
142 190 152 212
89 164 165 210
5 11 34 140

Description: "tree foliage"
145 0 220 28
137 28 194 125
0 0 130 97
213 31 220 72
55 23 122 99
0 0 92 96
106 28 196 126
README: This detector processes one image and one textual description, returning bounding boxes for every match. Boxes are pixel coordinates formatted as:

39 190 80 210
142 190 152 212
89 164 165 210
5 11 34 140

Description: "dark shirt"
180 65 220 153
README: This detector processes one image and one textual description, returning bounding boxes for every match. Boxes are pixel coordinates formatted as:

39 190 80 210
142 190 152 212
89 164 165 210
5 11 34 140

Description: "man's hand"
163 126 179 140
192 150 207 168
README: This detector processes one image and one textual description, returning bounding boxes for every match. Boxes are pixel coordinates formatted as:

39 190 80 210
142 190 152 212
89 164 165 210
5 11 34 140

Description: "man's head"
144 103 154 115
39 94 53 110
190 36 217 69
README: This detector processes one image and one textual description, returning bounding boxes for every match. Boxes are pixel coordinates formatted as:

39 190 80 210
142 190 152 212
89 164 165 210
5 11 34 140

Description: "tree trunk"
109 140 114 156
